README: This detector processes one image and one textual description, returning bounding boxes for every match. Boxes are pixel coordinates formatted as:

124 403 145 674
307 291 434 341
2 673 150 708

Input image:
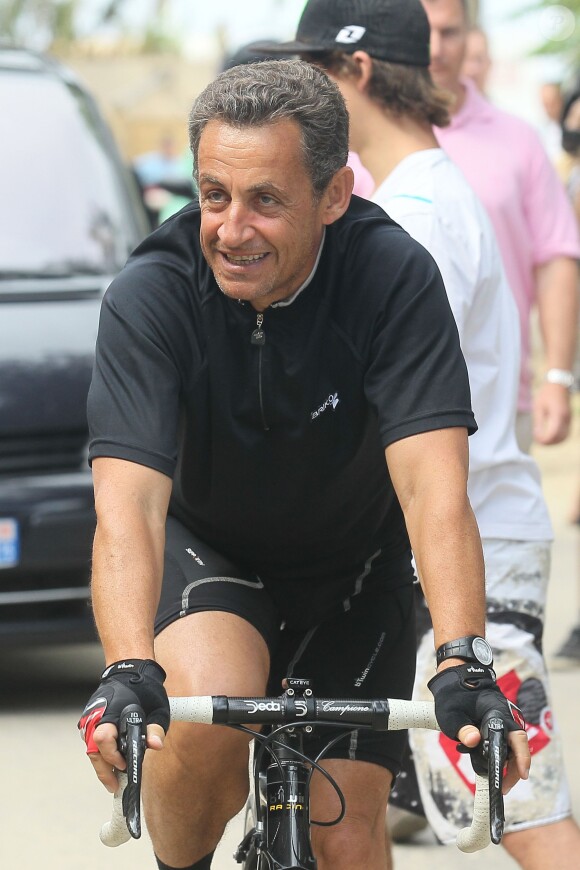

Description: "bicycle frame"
235 725 316 869
99 678 506 863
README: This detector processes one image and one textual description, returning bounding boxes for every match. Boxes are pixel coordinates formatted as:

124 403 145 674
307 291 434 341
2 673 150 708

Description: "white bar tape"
99 772 131 847
456 774 491 853
169 696 214 723
387 699 439 731
388 701 491 854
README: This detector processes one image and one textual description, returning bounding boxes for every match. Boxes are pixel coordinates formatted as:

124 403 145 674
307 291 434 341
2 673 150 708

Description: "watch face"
473 637 493 666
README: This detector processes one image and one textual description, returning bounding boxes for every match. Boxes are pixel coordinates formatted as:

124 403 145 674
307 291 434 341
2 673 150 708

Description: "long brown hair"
311 52 452 128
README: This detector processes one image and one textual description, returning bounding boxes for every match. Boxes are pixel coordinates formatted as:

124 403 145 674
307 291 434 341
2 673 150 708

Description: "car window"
0 70 137 277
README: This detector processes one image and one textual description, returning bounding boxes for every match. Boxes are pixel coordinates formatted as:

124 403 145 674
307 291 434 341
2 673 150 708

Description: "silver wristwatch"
436 635 493 667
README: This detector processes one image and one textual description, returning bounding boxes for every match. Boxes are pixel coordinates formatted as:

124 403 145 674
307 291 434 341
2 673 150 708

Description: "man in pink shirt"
348 150 375 197
422 0 580 452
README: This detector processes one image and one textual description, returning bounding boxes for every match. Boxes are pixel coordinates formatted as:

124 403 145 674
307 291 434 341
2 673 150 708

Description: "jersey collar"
271 229 326 309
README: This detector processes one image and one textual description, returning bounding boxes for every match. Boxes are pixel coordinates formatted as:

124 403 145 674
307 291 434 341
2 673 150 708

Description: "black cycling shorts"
155 516 417 777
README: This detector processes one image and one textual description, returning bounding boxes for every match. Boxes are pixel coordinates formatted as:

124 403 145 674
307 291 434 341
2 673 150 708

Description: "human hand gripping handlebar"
78 658 169 845
98 691 512 854
428 661 527 847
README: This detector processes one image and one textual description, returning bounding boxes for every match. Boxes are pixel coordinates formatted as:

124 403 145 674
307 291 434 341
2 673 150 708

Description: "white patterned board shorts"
406 539 572 841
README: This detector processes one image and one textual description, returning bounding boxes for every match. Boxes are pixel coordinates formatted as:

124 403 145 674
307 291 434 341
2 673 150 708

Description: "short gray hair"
188 59 349 198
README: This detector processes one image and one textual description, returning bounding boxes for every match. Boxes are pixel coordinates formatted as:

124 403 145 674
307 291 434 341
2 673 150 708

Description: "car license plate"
0 518 19 568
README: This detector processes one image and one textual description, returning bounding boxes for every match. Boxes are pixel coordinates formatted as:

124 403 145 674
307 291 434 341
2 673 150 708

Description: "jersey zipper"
250 312 270 431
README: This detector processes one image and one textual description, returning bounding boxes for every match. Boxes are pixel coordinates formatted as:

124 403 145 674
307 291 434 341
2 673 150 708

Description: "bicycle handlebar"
100 695 504 853
171 695 437 730
100 772 131 846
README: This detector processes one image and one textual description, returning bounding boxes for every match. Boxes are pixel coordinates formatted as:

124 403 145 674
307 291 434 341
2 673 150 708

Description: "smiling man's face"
198 118 329 311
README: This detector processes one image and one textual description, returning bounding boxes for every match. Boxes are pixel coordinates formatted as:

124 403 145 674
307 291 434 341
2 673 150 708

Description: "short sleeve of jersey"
362 230 476 447
87 254 195 478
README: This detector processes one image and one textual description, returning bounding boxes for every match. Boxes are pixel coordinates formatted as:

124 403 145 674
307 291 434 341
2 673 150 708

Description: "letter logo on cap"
335 25 366 44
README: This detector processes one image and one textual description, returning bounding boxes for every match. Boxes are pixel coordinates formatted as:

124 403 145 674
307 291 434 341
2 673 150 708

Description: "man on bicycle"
79 58 529 870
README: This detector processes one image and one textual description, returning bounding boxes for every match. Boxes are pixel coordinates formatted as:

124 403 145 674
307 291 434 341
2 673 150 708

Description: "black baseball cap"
221 40 282 72
249 0 430 68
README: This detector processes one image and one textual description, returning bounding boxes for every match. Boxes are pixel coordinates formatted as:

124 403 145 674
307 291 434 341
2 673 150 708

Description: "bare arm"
534 256 579 445
91 457 172 662
386 427 485 650
386 428 530 785
87 457 172 790
573 193 580 226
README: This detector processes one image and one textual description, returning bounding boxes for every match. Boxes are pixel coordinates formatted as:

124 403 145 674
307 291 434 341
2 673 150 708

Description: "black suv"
0 46 149 644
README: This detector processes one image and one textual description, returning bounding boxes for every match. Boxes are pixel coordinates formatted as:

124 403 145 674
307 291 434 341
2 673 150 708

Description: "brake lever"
118 704 147 839
486 716 507 845
457 709 508 845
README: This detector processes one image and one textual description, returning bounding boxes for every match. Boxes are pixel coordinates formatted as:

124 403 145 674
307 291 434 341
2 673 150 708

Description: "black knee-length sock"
155 850 214 870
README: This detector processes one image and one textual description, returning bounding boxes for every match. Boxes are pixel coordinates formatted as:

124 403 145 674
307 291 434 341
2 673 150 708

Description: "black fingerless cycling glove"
78 659 170 753
428 663 525 772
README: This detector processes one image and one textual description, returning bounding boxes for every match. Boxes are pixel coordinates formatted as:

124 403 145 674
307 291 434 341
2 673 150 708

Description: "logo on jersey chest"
311 392 340 421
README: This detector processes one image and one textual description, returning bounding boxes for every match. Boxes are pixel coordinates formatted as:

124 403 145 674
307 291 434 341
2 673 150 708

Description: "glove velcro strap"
428 662 496 692
101 658 166 683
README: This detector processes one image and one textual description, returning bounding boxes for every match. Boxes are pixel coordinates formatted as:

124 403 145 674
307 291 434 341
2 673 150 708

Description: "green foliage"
141 25 180 54
0 0 176 53
510 0 580 69
0 1 26 37
53 0 76 44
1 1 82 45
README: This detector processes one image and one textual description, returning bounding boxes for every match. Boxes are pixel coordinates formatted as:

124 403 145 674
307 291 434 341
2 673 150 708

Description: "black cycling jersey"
88 195 475 611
